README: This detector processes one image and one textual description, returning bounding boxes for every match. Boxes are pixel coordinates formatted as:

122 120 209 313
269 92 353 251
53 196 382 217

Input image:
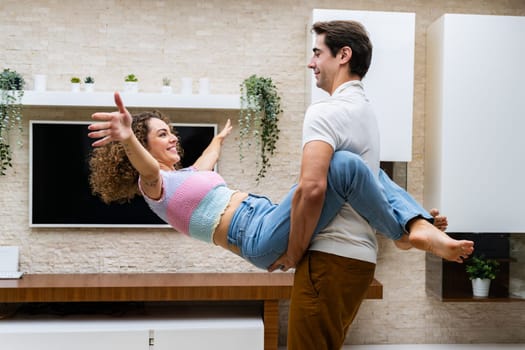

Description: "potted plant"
239 75 282 183
465 254 500 297
84 76 95 92
124 74 139 93
70 76 81 92
0 68 25 175
161 77 172 94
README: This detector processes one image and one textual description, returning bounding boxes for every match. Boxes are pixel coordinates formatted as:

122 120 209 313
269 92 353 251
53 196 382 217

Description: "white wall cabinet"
424 14 525 232
0 314 263 350
311 9 416 161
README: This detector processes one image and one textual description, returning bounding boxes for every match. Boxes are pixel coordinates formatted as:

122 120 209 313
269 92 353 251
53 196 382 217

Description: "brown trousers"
287 250 376 350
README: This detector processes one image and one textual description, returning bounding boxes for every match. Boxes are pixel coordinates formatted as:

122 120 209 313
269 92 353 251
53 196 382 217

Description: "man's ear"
339 46 352 64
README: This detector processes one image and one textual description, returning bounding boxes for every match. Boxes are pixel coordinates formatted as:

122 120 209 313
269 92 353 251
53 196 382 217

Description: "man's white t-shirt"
302 80 380 263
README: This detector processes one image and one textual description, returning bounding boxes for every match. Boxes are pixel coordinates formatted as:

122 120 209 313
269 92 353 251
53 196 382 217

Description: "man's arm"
268 140 333 271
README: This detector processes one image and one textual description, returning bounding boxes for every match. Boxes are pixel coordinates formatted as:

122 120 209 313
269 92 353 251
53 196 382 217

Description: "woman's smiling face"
146 117 181 170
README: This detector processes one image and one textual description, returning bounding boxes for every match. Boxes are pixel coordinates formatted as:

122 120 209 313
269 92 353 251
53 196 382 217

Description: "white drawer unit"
0 312 264 350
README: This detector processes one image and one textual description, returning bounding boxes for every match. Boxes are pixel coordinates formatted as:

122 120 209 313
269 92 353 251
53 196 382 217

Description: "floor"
349 345 524 350
279 345 525 350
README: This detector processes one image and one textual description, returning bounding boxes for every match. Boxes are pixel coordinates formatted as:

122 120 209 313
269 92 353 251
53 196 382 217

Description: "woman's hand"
192 119 233 171
217 118 233 143
88 92 133 147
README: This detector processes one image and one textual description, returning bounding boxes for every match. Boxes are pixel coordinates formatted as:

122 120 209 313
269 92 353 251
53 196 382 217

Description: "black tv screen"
30 120 217 227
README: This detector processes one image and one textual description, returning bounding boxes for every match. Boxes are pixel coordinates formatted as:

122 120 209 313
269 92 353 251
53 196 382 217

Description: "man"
269 20 473 349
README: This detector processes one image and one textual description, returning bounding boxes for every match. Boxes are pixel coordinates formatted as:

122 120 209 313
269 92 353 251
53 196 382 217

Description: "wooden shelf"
0 273 292 302
0 273 382 350
21 91 240 110
0 273 382 302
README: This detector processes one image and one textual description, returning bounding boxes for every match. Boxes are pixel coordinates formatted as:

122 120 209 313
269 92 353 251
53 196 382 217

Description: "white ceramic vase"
71 83 80 92
33 74 47 91
124 81 139 93
471 278 491 297
84 83 95 92
161 85 172 94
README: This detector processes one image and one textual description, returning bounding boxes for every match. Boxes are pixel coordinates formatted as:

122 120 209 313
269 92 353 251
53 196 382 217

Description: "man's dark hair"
312 20 373 78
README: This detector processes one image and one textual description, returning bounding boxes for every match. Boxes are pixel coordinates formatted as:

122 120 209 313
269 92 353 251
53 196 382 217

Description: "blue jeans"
227 150 432 269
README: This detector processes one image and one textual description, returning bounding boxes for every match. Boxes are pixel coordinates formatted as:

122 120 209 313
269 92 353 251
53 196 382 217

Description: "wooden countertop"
0 273 382 303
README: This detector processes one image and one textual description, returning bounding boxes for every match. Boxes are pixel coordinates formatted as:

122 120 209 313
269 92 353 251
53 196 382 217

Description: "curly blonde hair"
89 111 183 204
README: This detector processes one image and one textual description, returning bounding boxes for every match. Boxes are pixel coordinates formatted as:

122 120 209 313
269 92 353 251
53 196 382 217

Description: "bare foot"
407 218 474 263
430 208 448 231
394 234 413 250
393 210 447 250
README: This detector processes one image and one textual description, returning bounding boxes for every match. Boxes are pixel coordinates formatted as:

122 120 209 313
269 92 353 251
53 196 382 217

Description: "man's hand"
430 208 448 231
268 253 297 272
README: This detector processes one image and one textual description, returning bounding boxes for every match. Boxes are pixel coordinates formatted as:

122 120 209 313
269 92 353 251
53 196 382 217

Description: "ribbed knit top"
140 168 235 243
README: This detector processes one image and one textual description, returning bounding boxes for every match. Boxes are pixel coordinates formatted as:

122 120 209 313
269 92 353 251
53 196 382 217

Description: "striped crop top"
140 168 236 243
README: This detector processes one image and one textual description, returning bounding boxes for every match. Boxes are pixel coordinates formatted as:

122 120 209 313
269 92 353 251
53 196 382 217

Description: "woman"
88 92 473 270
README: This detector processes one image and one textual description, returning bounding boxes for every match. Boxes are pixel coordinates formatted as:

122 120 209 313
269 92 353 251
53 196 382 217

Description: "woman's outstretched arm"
192 119 232 171
88 92 162 200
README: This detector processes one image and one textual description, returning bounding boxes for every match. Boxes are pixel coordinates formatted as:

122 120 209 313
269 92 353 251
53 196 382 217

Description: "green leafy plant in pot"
84 76 95 92
124 74 139 93
161 77 172 94
70 76 81 92
0 68 25 175
125 74 138 83
465 254 499 297
239 75 282 183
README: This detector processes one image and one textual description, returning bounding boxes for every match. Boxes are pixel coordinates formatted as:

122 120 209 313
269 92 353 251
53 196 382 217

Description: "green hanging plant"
0 68 25 175
239 75 282 183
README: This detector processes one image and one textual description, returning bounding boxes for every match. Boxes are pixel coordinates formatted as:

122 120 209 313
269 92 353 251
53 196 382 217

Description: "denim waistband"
227 194 272 254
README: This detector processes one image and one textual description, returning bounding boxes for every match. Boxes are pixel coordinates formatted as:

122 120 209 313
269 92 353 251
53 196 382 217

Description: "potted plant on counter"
84 76 95 92
124 74 139 93
0 68 25 175
161 77 172 94
70 76 81 92
239 75 282 183
466 254 499 297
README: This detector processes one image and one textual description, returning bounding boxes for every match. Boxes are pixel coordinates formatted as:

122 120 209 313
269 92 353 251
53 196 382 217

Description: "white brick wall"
1 0 524 346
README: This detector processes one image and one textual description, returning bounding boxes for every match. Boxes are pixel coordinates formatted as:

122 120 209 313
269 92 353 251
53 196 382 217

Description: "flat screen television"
30 120 217 228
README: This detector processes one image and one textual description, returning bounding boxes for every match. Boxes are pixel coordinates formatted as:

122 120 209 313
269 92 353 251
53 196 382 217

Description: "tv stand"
0 273 383 349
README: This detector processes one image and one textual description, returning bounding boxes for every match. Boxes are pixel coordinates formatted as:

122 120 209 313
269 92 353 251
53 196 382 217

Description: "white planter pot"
161 85 172 94
71 83 80 92
84 83 95 92
33 74 47 91
181 77 192 95
472 278 491 297
124 81 138 93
